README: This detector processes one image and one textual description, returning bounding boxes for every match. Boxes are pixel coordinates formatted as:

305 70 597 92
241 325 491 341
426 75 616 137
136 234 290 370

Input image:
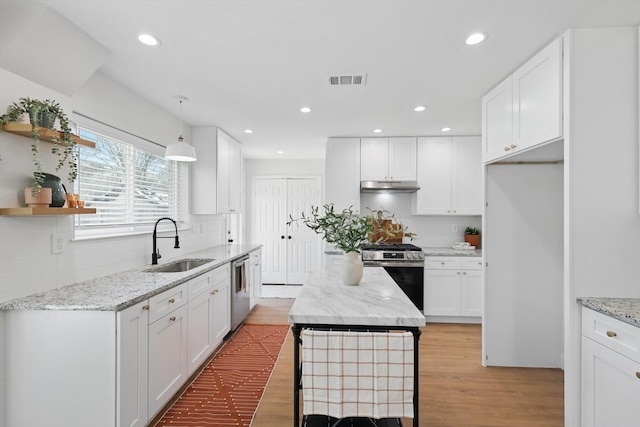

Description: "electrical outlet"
452 224 458 233
52 233 65 254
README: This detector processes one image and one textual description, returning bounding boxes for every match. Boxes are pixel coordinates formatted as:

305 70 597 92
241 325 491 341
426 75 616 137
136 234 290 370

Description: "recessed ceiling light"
441 127 452 132
244 129 253 134
465 32 487 45
300 107 312 113
414 106 427 112
277 150 284 155
138 33 160 46
373 129 383 133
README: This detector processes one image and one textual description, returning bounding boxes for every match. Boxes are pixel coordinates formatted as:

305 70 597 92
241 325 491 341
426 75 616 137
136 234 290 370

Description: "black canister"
38 173 67 207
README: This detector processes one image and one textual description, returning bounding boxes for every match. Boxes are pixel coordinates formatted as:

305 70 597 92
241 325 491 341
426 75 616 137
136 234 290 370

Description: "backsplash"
0 214 226 303
360 192 482 247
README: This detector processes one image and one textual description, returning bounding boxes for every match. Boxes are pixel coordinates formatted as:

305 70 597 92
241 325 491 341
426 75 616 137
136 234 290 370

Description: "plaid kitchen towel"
301 329 414 419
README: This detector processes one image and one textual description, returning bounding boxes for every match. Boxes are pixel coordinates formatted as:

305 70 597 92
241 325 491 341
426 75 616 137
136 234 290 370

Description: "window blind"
75 127 183 229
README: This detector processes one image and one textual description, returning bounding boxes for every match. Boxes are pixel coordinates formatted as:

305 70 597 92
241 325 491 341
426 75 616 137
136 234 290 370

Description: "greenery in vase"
464 226 480 235
0 97 77 195
288 204 372 253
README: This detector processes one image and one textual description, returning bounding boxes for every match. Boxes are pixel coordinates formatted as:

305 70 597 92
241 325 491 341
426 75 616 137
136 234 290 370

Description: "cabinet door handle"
288 236 292 239
606 330 617 338
168 298 175 304
510 144 517 149
504 146 510 151
636 372 640 379
457 271 461 275
169 316 176 321
142 305 150 310
211 289 219 295
281 235 285 239
441 262 445 265
463 272 467 275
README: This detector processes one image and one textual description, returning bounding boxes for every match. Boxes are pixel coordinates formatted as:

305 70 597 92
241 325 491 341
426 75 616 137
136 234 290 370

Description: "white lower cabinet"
117 300 150 427
249 249 262 309
148 303 189 417
581 308 640 427
211 264 231 344
4 262 233 427
424 257 483 323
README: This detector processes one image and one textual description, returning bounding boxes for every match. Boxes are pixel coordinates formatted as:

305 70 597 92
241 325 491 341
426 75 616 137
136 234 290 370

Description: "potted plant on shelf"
0 97 77 197
464 226 481 248
288 204 372 285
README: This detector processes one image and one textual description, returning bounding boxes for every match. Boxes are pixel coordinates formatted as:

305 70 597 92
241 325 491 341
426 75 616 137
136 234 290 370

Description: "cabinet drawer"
211 263 230 286
187 272 213 301
250 250 262 263
460 258 484 270
582 308 640 363
149 283 188 324
425 257 460 270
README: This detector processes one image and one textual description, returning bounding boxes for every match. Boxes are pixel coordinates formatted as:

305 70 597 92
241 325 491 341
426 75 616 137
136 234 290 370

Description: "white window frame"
72 117 190 240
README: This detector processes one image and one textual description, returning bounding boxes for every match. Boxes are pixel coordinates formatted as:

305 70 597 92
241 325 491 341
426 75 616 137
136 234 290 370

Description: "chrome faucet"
152 217 180 264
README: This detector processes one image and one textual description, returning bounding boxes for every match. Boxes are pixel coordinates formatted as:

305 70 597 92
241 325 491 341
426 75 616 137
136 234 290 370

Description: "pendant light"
165 98 197 162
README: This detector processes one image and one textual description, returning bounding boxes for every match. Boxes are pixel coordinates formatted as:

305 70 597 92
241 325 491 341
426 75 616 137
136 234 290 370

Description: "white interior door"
253 179 287 284
286 178 321 284
253 177 321 285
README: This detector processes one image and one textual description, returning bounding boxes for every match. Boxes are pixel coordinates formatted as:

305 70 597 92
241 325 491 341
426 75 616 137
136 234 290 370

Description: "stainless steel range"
361 243 425 311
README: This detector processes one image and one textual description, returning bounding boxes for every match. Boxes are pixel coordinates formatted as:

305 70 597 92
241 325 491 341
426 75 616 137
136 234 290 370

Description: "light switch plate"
52 233 65 254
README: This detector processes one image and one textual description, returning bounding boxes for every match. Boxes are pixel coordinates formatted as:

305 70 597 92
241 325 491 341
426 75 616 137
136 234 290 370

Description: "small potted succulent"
0 97 77 196
464 226 481 248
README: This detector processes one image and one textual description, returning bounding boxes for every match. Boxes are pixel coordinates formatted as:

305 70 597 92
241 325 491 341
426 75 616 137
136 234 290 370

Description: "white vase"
340 251 363 286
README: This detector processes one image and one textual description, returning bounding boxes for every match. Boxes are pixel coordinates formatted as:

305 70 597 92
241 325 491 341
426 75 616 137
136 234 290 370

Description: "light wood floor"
248 299 564 427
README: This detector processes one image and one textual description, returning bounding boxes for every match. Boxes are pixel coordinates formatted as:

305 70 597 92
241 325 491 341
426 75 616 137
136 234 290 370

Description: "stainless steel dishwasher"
231 255 251 331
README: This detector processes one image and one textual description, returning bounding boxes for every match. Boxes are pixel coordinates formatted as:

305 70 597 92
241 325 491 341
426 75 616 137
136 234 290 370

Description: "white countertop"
288 266 426 327
0 244 262 312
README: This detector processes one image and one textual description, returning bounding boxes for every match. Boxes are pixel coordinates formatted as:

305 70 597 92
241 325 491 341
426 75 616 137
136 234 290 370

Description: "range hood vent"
360 181 420 193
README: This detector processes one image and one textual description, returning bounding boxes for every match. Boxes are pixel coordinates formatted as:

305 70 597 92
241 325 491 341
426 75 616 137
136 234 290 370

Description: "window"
74 126 186 236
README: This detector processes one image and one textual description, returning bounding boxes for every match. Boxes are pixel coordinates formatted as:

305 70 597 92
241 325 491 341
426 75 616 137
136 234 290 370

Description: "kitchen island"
289 267 426 427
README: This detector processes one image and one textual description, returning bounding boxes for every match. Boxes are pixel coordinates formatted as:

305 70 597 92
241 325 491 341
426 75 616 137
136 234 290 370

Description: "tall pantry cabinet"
482 27 640 427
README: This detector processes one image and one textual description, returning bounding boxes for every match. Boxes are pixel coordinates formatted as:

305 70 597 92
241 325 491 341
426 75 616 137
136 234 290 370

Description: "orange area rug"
153 323 290 427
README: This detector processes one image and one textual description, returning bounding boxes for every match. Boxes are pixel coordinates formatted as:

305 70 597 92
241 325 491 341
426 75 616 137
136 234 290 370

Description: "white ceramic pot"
340 251 363 286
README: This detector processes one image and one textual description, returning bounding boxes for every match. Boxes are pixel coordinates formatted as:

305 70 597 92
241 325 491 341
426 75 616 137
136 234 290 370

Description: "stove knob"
418 253 424 259
406 252 413 260
363 252 370 259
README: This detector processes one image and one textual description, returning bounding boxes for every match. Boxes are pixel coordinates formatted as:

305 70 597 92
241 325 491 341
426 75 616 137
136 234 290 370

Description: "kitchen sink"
144 258 214 273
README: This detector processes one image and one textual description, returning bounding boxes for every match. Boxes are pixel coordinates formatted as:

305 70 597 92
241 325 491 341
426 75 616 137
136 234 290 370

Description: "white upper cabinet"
413 136 482 215
482 37 563 163
217 129 242 214
325 138 361 213
191 127 242 214
361 137 416 181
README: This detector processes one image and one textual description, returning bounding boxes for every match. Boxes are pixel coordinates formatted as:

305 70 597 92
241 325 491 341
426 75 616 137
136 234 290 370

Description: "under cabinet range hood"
360 180 420 193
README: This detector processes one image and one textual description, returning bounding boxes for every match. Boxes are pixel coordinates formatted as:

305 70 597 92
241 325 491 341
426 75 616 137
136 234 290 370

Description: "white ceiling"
34 0 640 159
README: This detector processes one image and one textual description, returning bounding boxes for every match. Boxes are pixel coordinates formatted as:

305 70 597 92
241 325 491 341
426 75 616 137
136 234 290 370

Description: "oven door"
365 262 424 311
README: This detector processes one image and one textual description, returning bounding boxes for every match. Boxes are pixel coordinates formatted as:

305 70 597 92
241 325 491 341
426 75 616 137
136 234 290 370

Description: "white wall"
0 68 226 427
565 26 640 426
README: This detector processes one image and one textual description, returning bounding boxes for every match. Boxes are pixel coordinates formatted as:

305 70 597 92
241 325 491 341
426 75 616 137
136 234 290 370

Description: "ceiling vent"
327 73 367 86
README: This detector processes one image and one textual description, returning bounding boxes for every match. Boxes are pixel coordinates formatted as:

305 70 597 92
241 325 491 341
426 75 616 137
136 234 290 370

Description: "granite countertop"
577 297 640 328
422 247 483 257
0 244 262 312
289 266 426 327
